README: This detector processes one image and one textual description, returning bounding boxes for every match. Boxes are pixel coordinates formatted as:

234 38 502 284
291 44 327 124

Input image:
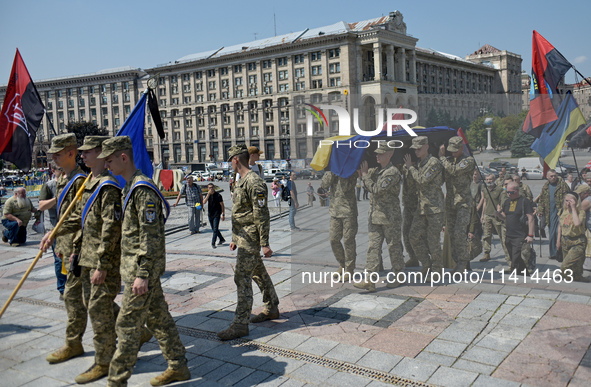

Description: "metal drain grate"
177 325 431 387
14 298 430 386
15 297 65 310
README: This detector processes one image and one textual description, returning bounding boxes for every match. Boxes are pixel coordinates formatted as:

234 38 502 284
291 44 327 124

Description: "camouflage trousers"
446 206 471 266
505 237 532 270
108 279 187 387
233 247 279 325
410 212 444 270
330 217 358 272
402 204 418 262
81 267 121 366
63 268 88 346
561 235 586 279
366 221 404 273
468 234 483 261
482 214 510 262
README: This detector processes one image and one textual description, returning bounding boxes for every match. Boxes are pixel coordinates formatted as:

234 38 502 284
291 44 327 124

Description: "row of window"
45 83 130 99
158 64 341 94
157 77 341 104
45 95 131 109
158 49 341 85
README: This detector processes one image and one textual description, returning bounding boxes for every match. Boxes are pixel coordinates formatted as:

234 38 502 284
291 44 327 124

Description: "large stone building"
1 11 522 168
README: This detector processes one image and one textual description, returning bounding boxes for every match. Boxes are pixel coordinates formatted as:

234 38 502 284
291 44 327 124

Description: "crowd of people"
4 132 591 385
307 135 590 289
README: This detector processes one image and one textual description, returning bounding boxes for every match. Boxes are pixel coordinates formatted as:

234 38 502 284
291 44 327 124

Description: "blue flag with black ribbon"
114 92 151 187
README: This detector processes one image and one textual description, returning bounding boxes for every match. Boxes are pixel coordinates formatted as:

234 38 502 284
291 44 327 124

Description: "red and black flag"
523 31 572 137
0 49 44 171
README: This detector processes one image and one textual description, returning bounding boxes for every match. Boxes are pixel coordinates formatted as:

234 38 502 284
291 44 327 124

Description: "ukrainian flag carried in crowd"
531 92 587 169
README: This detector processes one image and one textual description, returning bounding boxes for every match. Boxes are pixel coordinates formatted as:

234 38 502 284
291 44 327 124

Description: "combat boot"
140 327 153 346
251 306 280 323
46 342 84 364
386 277 402 289
405 258 420 267
353 280 376 292
217 323 249 341
420 265 431 281
479 253 491 262
452 262 468 274
74 363 109 384
150 366 191 386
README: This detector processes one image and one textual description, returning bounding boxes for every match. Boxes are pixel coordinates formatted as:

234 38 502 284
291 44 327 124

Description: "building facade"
1 11 523 169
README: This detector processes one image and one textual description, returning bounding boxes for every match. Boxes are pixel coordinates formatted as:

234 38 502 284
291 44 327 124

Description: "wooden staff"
0 173 92 318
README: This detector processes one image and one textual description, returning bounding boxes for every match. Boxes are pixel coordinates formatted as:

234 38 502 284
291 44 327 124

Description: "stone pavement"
1 181 591 386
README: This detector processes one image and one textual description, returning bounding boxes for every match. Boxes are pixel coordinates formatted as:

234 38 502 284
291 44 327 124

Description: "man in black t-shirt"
203 183 226 248
498 182 535 272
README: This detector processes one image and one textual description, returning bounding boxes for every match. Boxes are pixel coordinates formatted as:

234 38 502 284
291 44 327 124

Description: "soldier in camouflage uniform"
101 137 189 387
42 134 88 365
402 165 419 267
468 170 484 262
404 136 444 278
354 147 403 292
439 136 476 273
321 170 358 275
218 144 279 341
513 174 533 201
538 169 570 261
480 174 510 262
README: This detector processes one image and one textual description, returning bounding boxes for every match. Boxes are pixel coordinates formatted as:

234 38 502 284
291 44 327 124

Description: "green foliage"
66 121 108 171
510 111 536 157
66 121 108 146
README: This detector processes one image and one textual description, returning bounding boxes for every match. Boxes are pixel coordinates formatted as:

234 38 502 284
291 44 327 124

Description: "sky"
1 0 590 85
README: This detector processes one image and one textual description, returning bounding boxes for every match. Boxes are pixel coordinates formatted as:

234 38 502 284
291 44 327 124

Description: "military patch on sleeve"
459 159 469 169
114 202 122 221
381 177 392 188
425 167 435 179
257 191 266 207
145 202 156 223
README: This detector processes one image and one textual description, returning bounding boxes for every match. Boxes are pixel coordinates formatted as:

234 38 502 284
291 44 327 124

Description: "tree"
510 112 536 157
66 121 108 146
66 121 108 171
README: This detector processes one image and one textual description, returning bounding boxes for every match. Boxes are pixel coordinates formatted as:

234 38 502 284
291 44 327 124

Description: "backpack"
281 183 290 201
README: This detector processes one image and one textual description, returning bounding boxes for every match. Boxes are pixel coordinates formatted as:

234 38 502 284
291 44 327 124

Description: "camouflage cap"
227 144 249 161
447 136 464 152
374 146 393 154
47 133 77 154
97 136 132 159
78 136 111 151
574 184 591 195
248 146 263 155
410 136 428 149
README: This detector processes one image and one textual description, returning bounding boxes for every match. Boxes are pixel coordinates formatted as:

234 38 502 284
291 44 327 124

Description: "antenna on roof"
274 12 277 36
254 32 258 40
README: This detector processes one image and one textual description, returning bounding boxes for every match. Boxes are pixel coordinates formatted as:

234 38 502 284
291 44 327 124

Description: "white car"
525 169 544 180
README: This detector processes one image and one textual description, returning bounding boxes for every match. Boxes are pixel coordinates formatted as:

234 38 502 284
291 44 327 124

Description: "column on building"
409 50 417 84
289 104 298 160
356 42 363 82
386 45 395 82
373 42 382 81
400 48 406 82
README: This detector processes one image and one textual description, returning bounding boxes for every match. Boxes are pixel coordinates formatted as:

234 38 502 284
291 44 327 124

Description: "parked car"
489 161 516 174
296 169 314 179
555 161 577 177
525 168 544 180
274 171 291 180
478 166 498 179
312 170 326 180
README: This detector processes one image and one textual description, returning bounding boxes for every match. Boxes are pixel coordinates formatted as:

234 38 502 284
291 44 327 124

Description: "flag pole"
0 172 93 319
